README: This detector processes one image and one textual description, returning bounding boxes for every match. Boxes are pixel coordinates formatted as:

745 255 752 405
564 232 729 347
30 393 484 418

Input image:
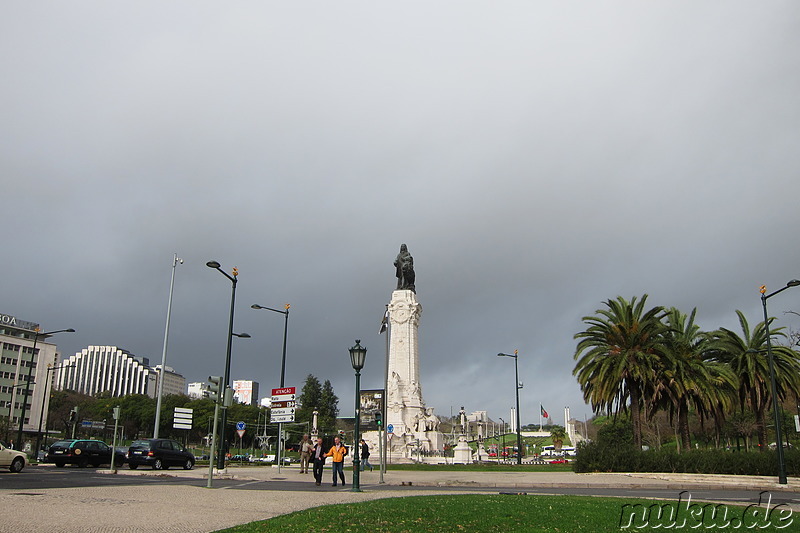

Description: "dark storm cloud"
3 2 800 426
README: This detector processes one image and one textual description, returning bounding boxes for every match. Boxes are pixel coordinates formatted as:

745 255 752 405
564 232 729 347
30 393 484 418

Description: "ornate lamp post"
497 350 523 465
16 328 74 452
206 260 239 469
760 279 800 485
349 340 367 492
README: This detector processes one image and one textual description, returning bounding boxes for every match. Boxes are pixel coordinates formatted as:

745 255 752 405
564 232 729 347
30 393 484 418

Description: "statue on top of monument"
394 244 416 293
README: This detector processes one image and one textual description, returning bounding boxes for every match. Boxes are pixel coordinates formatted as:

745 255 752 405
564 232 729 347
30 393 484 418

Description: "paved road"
2 464 799 532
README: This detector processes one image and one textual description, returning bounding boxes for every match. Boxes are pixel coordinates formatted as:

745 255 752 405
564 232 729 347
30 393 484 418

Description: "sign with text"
359 389 385 431
271 386 296 423
173 407 193 430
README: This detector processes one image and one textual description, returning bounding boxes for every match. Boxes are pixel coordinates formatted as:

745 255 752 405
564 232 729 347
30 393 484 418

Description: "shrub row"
573 441 800 476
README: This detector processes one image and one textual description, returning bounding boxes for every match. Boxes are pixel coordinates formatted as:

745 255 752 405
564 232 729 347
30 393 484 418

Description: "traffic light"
208 376 223 403
68 407 78 423
374 410 382 428
222 386 234 408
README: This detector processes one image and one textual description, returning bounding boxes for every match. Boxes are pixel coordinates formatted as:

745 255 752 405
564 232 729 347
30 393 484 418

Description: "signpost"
271 387 295 473
173 407 193 430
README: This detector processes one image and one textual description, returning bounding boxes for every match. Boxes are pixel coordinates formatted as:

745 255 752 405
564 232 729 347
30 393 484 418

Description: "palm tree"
709 310 800 449
652 308 736 451
573 295 667 449
550 426 567 451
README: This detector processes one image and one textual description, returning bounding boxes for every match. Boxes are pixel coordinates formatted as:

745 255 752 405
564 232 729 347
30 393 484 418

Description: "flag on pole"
540 405 549 419
379 308 389 334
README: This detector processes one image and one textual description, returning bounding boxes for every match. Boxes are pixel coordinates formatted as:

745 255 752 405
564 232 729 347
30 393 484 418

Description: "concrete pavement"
2 464 798 533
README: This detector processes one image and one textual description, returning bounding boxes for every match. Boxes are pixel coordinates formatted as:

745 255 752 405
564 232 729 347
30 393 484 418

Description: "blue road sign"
387 424 394 433
236 421 246 431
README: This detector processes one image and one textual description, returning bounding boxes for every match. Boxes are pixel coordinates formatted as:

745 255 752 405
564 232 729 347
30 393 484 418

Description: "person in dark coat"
311 437 327 486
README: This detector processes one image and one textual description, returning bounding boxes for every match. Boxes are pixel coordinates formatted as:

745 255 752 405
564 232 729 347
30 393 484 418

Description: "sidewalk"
2 465 797 533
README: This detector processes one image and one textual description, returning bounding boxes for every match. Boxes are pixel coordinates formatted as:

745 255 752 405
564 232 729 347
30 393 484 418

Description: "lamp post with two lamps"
251 303 290 471
497 350 523 465
348 340 367 492
34 362 75 457
206 260 241 470
760 279 800 485
16 328 75 452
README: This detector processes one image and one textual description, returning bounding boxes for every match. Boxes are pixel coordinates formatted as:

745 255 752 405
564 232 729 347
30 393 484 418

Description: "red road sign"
272 387 296 396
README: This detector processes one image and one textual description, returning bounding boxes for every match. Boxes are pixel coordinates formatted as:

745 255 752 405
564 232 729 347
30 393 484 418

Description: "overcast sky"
3 2 800 427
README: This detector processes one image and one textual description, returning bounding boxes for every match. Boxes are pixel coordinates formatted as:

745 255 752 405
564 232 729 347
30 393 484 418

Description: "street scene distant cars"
44 439 126 468
127 439 195 470
0 441 26 472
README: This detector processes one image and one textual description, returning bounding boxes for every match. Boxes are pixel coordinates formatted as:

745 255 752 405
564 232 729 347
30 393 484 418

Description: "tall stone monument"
384 244 444 460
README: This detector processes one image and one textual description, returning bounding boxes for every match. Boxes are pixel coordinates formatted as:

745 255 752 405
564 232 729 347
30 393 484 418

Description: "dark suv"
127 439 194 470
45 439 126 468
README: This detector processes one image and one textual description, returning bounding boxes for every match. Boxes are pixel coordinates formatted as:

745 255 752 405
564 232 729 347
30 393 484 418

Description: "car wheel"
78 457 89 468
183 459 194 470
128 464 138 470
10 457 24 473
153 458 163 470
55 461 65 468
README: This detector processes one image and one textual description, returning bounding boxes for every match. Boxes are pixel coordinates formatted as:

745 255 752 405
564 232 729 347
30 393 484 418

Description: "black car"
45 439 126 468
127 439 195 470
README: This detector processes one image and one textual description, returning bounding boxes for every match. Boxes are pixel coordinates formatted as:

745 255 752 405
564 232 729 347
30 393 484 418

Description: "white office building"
57 346 157 398
187 382 210 399
154 365 187 396
232 380 259 406
0 313 63 447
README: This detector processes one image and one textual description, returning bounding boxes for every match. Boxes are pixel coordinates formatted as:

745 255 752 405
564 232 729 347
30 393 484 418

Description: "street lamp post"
206 260 239 470
498 416 505 462
251 303 290 471
16 328 74 453
34 363 75 457
760 279 800 485
250 304 290 387
154 253 183 439
497 351 523 465
348 340 367 492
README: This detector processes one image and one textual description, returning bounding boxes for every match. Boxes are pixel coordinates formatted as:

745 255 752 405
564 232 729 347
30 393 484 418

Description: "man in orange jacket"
325 436 348 486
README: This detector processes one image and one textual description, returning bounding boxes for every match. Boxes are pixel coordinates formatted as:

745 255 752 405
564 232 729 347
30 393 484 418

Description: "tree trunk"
627 378 642 449
678 402 691 451
751 389 767 450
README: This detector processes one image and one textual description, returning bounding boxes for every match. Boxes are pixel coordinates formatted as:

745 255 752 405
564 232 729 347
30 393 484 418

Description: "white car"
0 442 26 473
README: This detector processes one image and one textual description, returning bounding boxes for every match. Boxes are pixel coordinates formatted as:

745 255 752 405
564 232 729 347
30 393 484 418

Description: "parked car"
45 439 126 468
127 439 195 470
0 441 26 472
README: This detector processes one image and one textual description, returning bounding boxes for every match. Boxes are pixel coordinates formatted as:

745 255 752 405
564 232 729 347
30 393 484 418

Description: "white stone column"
386 289 424 436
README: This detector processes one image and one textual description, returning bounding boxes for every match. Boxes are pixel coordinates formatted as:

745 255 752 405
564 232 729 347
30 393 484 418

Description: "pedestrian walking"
311 437 326 486
359 439 373 471
325 436 348 486
299 434 313 474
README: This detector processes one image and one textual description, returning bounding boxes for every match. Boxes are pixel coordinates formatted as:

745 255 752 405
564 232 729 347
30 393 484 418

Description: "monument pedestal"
452 435 473 464
383 289 445 463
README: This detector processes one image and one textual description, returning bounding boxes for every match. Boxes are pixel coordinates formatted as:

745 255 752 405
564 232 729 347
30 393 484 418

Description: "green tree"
653 308 736 451
318 379 339 433
296 374 322 427
709 310 800 449
549 426 566 451
574 295 667 449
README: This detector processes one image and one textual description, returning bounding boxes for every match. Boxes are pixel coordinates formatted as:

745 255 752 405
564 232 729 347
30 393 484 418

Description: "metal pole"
217 276 237 470
16 332 40 451
207 400 221 488
762 290 787 484
514 354 522 465
382 304 389 478
278 306 288 474
154 253 181 439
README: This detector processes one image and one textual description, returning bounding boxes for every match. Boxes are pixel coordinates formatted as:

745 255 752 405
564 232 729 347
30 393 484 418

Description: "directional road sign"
271 387 296 423
173 407 193 430
270 414 295 423
236 421 246 431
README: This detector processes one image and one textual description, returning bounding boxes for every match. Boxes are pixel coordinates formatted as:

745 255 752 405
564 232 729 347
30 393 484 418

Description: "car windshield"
130 440 151 448
51 440 74 448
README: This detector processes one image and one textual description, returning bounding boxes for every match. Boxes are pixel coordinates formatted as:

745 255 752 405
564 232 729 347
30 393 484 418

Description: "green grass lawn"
215 493 773 533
